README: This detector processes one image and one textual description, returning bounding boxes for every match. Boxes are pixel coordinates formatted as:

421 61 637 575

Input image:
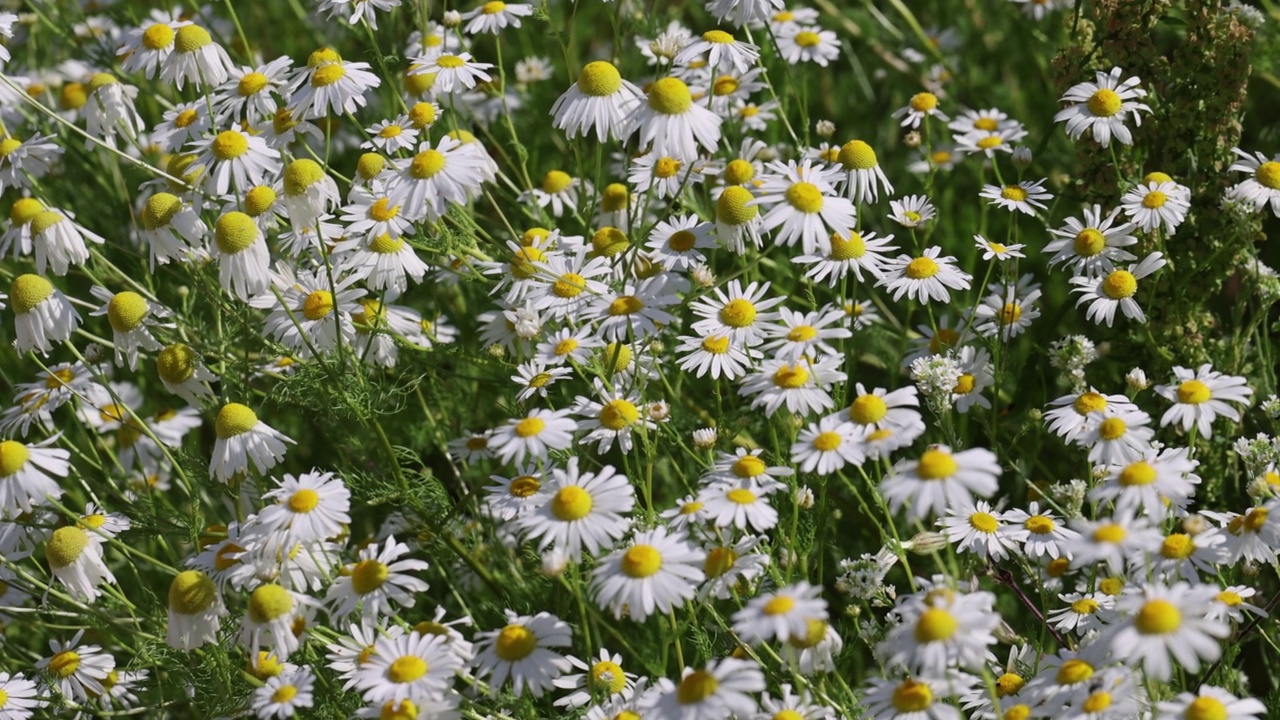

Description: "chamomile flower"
700 535 772 600
733 581 828 644
45 525 116 601
574 381 658 454
894 91 949 128
973 276 1041 341
320 0 402 29
980 178 1052 215
253 667 315 719
209 403 295 482
1048 591 1114 636
1155 364 1253 438
152 101 213 153
166 569 225 650
212 57 293 122
1089 446 1200 518
939 501 1020 561
88 287 171 370
1065 514 1161 575
136 192 205 269
589 275 679 342
774 25 840 66
487 407 577 464
82 74 145 148
473 610 573 697
515 457 635 561
632 76 723 161
650 658 766 720
9 273 81 356
1002 503 1080 560
1101 582 1228 680
287 48 382 118
155 343 217 405
524 169 588 217
191 124 282 196
699 477 781 533
325 536 428 619
29 209 104 276
591 527 705 622
511 360 572 403
738 355 845 417
1207 585 1266 624
889 195 937 228
0 134 62 193
160 23 234 89
1043 389 1137 443
353 630 462 704
646 215 717 270
751 159 856 254
862 674 973 720
0 436 69 514
629 153 704 200
1071 252 1166 326
834 139 894 204
409 51 493 94
1045 206 1137 278
117 14 185 79
37 630 115 702
1119 178 1191 234
715 185 764 252
794 229 897 286
974 234 1025 261
553 649 638 709
386 136 489 222
1054 67 1151 147
253 471 351 548
0 671 43 718
690 279 785 346
878 246 972 303
881 585 1000 674
551 61 644 142
791 416 864 475
1077 408 1156 465
250 268 364 357
462 1 533 34
1148 527 1228 583
880 445 1002 522
675 331 760 380
1156 687 1267 720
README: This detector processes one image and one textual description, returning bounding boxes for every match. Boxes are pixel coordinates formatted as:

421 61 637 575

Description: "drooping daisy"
732 581 828 645
28 209 104 277
0 436 69 513
473 610 573 698
1070 252 1167 327
751 159 855 255
715 185 764 253
648 658 766 720
45 525 116 601
87 287 171 370
136 192 206 269
980 178 1052 215
462 1 534 34
515 457 635 561
486 407 577 464
209 403 295 482
1154 364 1253 438
877 246 972 303
1054 67 1151 147
834 139 894 204
0 134 62 193
879 445 1002 521
333 234 430 297
590 526 706 622
9 273 81 356
160 23 235 89
893 91 949 128
1100 582 1228 681
628 153 705 200
166 569 226 650
631 76 723 161
550 60 644 142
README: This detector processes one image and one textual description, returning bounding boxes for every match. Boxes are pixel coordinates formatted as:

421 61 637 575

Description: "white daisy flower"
136 192 206 269
1090 446 1200 519
773 25 842 64
166 569 226 650
386 136 490 222
45 525 116 601
1070 252 1167 326
573 380 658 454
88 287 172 370
690 279 785 346
645 214 717 271
117 14 185 79
588 275 679 342
252 667 315 719
473 610 573 697
675 331 761 380
791 416 864 475
1147 527 1228 584
209 403 295 482
190 124 282 196
29 209 104 277
938 500 1020 562
551 60 644 142
675 29 760 73
893 91 949 128
36 630 115 702
1064 514 1162 575
0 133 63 193
973 275 1041 341
877 246 972 303
160 24 235 89
0 671 43 718
628 153 704 200
591 526 705 622
1154 364 1253 438
82 74 146 148
715 185 764 253
862 673 975 720
973 234 1025 261
461 1 532 34
9 273 81 356
1054 67 1151 147
737 355 846 417
1003 502 1080 560
352 630 462 704
699 535 771 600
751 158 855 255
409 51 493 93
1155 687 1267 720
515 457 635 561
631 76 723 161
1119 178 1191 234
1100 582 1228 681
880 445 1002 522
979 178 1052 215
253 470 351 548
1044 204 1139 277
698 477 781 533
0 435 69 514
286 49 382 119
1077 407 1156 466
881 585 1000 675
888 194 937 228
1043 388 1139 443
648 658 766 720
1048 591 1114 635
487 407 577 464
211 56 293 122
732 581 828 645
552 649 637 709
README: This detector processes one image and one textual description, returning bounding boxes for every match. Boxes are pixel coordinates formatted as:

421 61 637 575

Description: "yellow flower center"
409 149 446 179
1083 691 1112 714
407 100 437 126
495 624 537 661
435 54 465 69
1216 591 1242 607
969 512 999 533
1256 161 1280 190
1185 697 1229 720
1092 523 1127 543
600 400 640 430
953 374 976 395
713 75 739 96
788 326 817 343
785 182 824 213
10 197 45 226
350 558 389 595
995 673 1025 697
829 231 867 260
1071 598 1100 615
1103 270 1138 299
509 476 541 497
916 449 958 480
1000 185 1028 202
1083 86 1122 116
1177 379 1211 404
552 486 593 521
717 185 759 225
387 655 428 683
773 364 809 388
592 227 630 256
248 583 294 623
0 440 31 477
482 0 506 13
288 488 320 514
608 295 645 316
541 170 573 194
174 25 212 53
600 183 630 212
1100 577 1125 595
1072 228 1106 257
169 570 217 614
1135 599 1181 634
107 291 150 333
9 274 54 314
1143 190 1168 208
733 456 765 478
283 159 325 196
1161 534 1195 559
704 546 737 577
850 395 888 424
589 660 628 695
676 670 719 705
238 71 269 96
1073 392 1108 415
1098 417 1128 441
549 272 585 298
909 92 938 112
654 157 682 179
905 256 940 279
813 431 842 452
215 211 260 256
211 130 249 160
838 140 878 170
1244 507 1268 532
727 487 757 505
29 210 63 236
141 192 183 231
719 298 757 328
915 607 958 641
271 685 298 703
1119 461 1157 486
215 403 258 439
977 136 1003 150
1000 303 1022 325
892 680 933 712
578 61 623 96
49 650 81 678
1056 659 1094 685
142 23 175 49
648 77 693 114
929 328 960 354
794 30 821 47
621 544 663 578
513 417 545 438
173 108 200 129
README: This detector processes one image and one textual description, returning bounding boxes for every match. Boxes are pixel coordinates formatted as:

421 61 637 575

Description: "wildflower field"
4 0 1280 717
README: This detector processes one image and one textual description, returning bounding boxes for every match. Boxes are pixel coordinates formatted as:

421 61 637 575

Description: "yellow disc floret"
647 77 693 115
215 403 258 439
215 211 259 254
578 61 623 96
10 274 54 314
107 291 150 333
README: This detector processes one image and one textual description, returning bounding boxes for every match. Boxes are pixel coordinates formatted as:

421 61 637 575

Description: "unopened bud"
814 120 835 138
1012 146 1033 169
903 131 922 148
442 9 462 26
907 531 948 554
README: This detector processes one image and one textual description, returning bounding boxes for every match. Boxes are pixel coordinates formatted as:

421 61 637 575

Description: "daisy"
955 127 1026 157
209 402 295 482
250 268 364 358
0 671 43 718
45 525 116 601
791 416 864 475
152 101 213 153
629 153 704 200
553 649 638 709
574 381 658 454
737 355 846 417
1206 585 1266 624
37 630 115 702
889 194 937 228
980 178 1052 215
893 91 949 128
676 29 760 73
82 74 145 148
972 276 1041 341
631 76 723 161
515 457 635 561
699 478 781 533
473 610 573 697
1226 148 1280 216
699 535 771 600
862 674 974 720
1045 205 1138 278
155 343 217 405
1154 364 1253 438
880 445 1002 521
9 273 81 356
550 60 644 142
1064 514 1161 575
287 49 381 118
938 500 1020 562
136 191 206 269
591 527 706 622
645 215 717 271
973 234 1025 261
1090 446 1200 518
462 1 533 34
1003 502 1080 560
0 436 70 513
409 51 493 93
648 658 766 720
793 229 897 286
190 124 282 196
333 235 430 297
117 14 185 79
29 209 104 276
352 630 462 704
253 471 351 547
1148 527 1228 584
715 185 764 253
732 581 828 644
1044 388 1138 443
1077 407 1156 465
87 287 171 370
675 331 761 380
690 279 785 346
881 586 999 675
212 57 293 122
1100 582 1228 680
1119 178 1191 234
1156 687 1267 720
160 23 234 88
252 667 315 719
0 134 62 193
487 407 577 464
1048 592 1114 636
1054 67 1151 147
834 139 894 204
877 246 972 303
763 306 851 362
751 159 856 254
386 136 489 222
166 569 226 650
588 275 679 342
239 583 321 661
1070 252 1167 326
